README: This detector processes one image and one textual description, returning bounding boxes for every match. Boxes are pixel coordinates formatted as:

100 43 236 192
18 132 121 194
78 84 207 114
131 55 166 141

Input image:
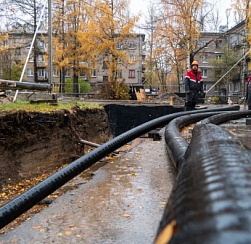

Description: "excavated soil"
152 92 185 105
0 106 111 188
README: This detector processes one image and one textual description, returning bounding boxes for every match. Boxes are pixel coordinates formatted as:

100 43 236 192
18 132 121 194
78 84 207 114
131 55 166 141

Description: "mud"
0 107 111 188
152 93 185 105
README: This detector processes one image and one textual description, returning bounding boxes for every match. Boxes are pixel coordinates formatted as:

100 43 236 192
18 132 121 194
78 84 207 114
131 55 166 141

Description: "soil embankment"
0 106 111 188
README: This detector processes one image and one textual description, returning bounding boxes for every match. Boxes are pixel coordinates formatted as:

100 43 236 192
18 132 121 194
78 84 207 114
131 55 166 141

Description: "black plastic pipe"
200 110 251 125
0 105 240 229
156 123 251 244
165 112 227 169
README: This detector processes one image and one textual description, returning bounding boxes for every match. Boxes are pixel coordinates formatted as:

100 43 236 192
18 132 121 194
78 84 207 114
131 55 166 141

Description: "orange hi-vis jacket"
184 69 203 92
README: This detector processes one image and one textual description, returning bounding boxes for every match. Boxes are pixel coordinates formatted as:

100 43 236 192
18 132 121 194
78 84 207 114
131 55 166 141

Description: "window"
38 40 44 49
219 40 222 48
3 40 8 46
103 76 108 82
201 55 208 63
103 61 108 69
117 40 122 49
203 84 207 91
129 42 136 49
216 55 222 60
129 70 135 78
37 55 44 62
229 37 233 47
28 41 33 48
234 82 239 92
80 71 86 78
29 56 34 62
91 69 96 77
201 69 207 78
130 55 136 63
27 69 33 76
38 69 48 78
105 48 110 54
216 40 222 48
228 84 232 92
201 40 208 48
116 70 122 78
53 69 59 77
15 48 21 55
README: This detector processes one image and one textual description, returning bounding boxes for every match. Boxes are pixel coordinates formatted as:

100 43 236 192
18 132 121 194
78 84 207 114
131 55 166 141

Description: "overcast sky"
130 0 234 33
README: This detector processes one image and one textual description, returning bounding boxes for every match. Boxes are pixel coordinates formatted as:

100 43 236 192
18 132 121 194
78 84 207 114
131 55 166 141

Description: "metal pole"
13 0 47 102
48 0 52 87
139 35 142 85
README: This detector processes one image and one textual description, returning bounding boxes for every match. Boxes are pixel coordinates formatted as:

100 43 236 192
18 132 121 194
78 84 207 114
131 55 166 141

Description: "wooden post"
170 96 173 106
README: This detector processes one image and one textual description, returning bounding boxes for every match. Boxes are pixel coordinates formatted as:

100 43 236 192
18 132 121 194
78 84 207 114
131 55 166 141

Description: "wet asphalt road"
0 129 176 244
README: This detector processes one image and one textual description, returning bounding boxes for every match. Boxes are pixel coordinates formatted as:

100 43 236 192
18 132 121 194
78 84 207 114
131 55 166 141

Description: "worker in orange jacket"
184 61 204 111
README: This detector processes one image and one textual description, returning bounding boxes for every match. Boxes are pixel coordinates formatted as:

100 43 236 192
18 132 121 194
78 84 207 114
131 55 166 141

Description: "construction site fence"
51 83 181 96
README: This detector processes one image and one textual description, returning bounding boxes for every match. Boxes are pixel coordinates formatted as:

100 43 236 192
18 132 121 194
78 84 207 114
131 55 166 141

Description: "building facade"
0 31 146 88
194 20 249 99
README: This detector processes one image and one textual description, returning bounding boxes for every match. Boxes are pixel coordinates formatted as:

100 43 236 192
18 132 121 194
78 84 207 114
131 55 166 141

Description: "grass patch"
0 100 102 113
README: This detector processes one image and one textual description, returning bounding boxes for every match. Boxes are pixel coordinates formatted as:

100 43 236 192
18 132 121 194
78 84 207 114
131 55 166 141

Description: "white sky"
130 0 234 32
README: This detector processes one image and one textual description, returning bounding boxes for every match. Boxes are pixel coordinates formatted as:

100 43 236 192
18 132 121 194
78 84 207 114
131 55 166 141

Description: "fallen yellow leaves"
32 225 42 229
10 239 20 243
65 230 72 235
57 233 63 237
155 220 177 244
131 173 136 177
123 213 130 218
76 235 81 238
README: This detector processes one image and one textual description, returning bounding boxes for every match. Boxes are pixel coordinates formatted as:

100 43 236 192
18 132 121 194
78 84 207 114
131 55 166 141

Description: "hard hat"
191 61 199 67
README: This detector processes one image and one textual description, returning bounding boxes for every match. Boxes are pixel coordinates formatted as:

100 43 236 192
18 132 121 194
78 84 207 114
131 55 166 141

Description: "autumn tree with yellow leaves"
153 0 203 87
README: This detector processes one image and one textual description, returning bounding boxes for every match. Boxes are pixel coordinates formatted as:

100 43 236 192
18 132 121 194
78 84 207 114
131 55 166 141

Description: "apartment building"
0 31 146 86
194 20 249 97
194 32 227 96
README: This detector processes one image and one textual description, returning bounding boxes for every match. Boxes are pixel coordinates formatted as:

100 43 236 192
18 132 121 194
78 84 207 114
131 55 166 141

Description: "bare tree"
208 8 221 31
8 0 47 83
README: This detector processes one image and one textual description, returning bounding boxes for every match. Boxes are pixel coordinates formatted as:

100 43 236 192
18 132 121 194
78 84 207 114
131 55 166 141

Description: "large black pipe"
200 110 251 125
165 112 227 169
0 106 240 229
165 110 251 169
156 123 251 244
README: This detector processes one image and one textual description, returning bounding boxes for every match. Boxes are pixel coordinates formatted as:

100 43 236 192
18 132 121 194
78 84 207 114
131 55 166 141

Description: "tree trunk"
73 66 78 96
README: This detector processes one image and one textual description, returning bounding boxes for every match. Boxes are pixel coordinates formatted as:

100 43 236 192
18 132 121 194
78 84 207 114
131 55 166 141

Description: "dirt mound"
0 96 13 104
0 107 111 188
152 93 185 105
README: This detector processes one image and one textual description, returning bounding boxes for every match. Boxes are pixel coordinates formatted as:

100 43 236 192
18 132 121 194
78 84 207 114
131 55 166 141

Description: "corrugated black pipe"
155 123 251 244
0 105 240 229
165 112 228 169
200 110 251 125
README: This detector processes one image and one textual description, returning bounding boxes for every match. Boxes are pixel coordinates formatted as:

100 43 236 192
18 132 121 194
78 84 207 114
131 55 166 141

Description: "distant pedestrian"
247 76 251 110
184 61 204 111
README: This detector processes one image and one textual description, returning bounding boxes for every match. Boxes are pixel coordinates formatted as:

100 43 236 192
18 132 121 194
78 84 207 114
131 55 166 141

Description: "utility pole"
48 0 52 87
139 34 142 85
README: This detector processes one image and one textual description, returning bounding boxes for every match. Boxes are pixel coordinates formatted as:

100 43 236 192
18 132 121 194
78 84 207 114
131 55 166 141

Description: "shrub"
65 78 91 94
211 96 219 104
99 79 130 100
